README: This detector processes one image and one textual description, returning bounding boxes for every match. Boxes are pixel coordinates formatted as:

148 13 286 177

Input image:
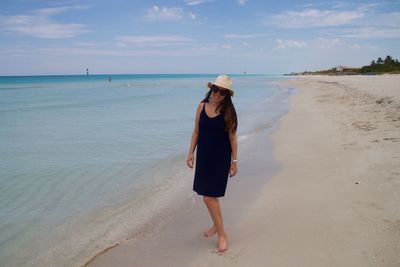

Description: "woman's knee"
203 196 216 205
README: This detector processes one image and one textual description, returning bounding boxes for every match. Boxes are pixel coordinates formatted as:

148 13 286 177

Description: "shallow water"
0 74 291 266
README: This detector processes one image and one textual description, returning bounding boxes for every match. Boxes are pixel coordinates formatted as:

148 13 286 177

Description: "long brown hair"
203 89 238 134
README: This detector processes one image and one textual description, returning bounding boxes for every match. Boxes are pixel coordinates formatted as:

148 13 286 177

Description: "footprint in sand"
352 121 377 131
383 137 400 142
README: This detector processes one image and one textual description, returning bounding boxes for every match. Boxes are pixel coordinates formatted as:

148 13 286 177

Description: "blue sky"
0 0 399 75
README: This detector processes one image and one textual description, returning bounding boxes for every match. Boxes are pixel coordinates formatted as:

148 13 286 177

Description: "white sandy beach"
86 75 400 267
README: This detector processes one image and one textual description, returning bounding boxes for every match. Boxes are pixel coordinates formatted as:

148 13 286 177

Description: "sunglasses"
211 85 229 96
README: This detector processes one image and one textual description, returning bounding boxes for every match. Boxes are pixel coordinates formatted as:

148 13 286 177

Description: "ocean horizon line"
0 73 282 78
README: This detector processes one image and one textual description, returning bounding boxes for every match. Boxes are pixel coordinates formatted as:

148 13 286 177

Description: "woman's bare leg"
203 196 228 252
203 196 217 237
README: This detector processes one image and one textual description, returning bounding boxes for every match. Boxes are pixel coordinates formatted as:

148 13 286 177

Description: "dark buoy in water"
108 77 112 82
86 69 89 76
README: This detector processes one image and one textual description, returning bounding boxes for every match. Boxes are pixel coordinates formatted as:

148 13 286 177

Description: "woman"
186 74 238 253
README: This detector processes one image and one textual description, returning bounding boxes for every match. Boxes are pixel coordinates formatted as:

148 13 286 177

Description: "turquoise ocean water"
0 74 292 266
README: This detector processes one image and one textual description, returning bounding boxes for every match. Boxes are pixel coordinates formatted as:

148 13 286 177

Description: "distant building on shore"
285 66 361 76
335 65 344 72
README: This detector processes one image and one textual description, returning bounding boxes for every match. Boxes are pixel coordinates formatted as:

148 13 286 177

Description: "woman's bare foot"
203 226 217 237
217 233 228 253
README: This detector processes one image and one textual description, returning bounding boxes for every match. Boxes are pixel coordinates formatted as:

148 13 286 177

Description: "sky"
0 0 399 75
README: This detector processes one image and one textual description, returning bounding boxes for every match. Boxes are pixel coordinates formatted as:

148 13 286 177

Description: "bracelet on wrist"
231 159 238 163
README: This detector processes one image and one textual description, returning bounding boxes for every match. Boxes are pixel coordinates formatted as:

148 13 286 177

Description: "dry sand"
86 75 400 267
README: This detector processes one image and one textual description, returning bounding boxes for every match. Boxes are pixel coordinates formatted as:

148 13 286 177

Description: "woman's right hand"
186 153 194 169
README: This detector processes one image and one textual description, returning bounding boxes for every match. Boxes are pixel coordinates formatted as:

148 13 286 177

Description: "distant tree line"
360 55 400 74
285 55 400 76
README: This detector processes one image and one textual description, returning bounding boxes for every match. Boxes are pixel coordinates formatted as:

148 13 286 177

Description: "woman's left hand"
229 163 237 177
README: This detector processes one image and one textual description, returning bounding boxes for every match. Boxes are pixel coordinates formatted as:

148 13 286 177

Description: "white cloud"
340 27 400 39
313 38 346 49
356 3 382 12
221 44 233 49
145 6 183 21
0 5 90 38
322 11 400 39
238 0 248 5
115 35 194 47
34 5 91 16
144 6 196 21
188 12 196 20
6 43 238 58
313 38 383 52
275 38 308 49
363 12 400 28
274 37 376 52
184 0 213 5
210 25 224 29
297 3 327 8
224 33 268 39
265 8 364 28
72 41 111 47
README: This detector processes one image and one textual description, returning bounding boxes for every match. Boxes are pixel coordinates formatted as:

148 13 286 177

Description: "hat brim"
207 82 234 96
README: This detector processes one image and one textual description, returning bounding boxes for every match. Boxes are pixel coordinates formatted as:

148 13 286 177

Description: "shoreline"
87 75 400 266
84 84 293 267
84 124 282 267
85 117 285 267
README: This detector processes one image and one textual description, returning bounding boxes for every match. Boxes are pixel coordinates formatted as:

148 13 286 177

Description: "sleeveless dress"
193 102 232 197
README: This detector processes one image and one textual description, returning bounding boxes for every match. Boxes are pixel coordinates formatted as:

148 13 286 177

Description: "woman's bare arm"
187 102 203 168
229 131 238 176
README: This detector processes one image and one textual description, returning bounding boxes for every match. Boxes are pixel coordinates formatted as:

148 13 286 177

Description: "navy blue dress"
193 102 232 197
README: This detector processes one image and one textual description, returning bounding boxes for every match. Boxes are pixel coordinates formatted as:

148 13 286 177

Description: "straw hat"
207 74 234 96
